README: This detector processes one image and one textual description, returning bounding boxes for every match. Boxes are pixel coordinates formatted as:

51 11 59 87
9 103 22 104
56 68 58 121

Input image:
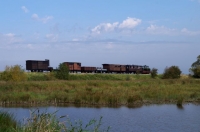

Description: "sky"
0 0 200 73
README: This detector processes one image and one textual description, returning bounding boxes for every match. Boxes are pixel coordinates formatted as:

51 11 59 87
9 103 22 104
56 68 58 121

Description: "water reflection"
176 104 184 109
1 104 200 132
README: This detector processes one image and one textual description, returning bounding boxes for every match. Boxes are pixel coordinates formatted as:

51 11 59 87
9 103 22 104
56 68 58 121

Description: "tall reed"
0 110 18 132
0 109 110 132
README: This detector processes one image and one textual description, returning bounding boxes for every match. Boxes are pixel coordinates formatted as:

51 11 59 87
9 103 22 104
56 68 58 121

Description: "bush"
190 66 200 78
151 68 158 78
0 65 27 82
190 55 200 78
162 66 181 79
54 63 69 80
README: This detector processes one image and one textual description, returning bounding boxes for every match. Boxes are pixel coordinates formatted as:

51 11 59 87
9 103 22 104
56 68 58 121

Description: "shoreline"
1 100 199 108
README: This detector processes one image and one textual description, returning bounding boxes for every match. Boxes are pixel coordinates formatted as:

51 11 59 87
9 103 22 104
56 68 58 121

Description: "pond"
1 104 200 132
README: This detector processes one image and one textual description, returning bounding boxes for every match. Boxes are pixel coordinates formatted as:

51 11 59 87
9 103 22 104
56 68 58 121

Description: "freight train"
26 59 150 74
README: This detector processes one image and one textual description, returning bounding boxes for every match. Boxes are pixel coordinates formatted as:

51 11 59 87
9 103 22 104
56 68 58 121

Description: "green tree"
55 63 69 80
162 66 182 79
0 65 27 82
190 55 200 78
151 68 158 78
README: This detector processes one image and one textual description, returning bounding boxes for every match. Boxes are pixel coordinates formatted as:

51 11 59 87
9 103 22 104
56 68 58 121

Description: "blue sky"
0 0 200 73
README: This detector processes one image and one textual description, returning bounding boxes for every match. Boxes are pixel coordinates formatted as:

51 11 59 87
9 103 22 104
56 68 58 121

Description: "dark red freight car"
63 62 81 73
102 64 126 73
81 66 96 73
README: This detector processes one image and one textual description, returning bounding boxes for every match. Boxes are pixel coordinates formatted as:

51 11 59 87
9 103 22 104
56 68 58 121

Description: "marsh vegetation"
0 73 199 106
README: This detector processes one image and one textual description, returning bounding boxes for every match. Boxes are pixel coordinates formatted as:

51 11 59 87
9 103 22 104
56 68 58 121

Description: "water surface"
1 104 200 132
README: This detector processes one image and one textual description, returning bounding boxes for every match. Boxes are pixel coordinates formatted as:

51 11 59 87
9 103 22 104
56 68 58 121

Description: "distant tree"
189 55 200 78
0 65 27 81
55 63 69 80
151 68 158 78
162 66 182 79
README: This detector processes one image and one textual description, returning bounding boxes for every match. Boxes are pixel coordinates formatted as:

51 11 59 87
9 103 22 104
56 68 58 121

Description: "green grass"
24 72 153 81
0 110 18 132
0 73 200 106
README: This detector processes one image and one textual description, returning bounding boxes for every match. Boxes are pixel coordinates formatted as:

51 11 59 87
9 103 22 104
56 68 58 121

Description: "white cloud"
0 33 22 45
32 14 39 20
32 13 53 23
42 16 54 23
145 25 200 36
181 28 200 35
91 17 141 34
21 6 29 13
4 33 15 37
119 17 141 29
146 25 177 35
91 22 119 34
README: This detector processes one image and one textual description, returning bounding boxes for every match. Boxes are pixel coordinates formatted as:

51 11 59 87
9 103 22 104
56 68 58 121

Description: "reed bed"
0 110 18 131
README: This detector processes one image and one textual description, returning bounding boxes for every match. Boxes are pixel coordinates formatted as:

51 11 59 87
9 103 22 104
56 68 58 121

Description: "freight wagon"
102 64 150 74
26 59 53 72
81 66 96 73
63 62 81 73
25 60 150 74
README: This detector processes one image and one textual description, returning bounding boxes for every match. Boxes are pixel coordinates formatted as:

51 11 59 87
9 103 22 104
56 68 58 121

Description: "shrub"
54 63 69 80
190 66 200 78
151 68 158 78
162 66 182 79
0 65 27 82
190 55 200 78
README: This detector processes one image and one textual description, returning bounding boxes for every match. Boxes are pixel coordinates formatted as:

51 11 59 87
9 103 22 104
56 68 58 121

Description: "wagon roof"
26 60 49 62
63 62 81 64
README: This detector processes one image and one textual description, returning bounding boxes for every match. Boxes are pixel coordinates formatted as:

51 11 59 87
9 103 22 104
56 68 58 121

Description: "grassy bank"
24 72 153 81
0 74 200 106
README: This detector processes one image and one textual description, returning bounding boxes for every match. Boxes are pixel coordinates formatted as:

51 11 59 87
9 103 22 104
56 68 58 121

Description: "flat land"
0 74 200 106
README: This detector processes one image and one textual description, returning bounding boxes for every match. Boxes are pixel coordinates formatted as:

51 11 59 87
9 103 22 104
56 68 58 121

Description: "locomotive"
26 60 150 74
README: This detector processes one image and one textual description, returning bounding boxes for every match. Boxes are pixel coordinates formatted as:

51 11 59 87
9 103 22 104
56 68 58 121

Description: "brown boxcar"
102 64 126 73
63 62 81 72
81 66 96 73
26 59 50 72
